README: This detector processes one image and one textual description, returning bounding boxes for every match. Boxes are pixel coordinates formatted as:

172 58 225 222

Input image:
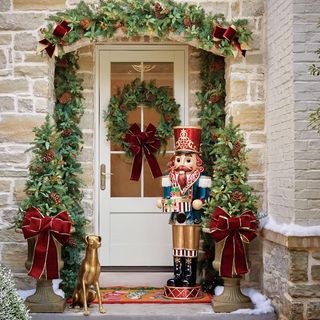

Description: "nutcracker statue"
157 126 211 299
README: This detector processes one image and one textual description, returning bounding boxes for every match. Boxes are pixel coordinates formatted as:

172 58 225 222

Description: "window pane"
144 153 173 197
143 62 174 97
111 62 140 96
111 154 140 197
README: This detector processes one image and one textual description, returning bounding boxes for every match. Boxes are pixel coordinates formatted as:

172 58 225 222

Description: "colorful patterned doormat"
94 287 212 304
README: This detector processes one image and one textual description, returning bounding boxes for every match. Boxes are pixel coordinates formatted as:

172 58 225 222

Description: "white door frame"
94 45 188 269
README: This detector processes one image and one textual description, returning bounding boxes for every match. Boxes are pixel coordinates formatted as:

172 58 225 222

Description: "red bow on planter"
22 207 71 279
38 21 71 58
124 123 162 181
209 207 257 277
212 25 247 57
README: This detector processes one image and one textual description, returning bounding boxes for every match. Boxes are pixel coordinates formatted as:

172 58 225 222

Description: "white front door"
97 45 187 267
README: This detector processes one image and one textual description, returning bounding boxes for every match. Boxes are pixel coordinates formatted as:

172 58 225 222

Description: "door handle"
100 164 106 190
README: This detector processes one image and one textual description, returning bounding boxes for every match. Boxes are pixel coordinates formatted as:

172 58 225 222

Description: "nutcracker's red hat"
173 126 201 153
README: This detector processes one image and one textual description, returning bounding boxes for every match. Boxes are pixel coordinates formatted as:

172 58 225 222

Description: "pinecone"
147 94 156 102
67 237 77 247
56 58 68 68
164 114 172 122
209 58 225 72
79 19 92 30
62 128 73 137
50 191 62 205
58 92 72 104
183 16 192 27
120 105 127 111
231 190 246 203
42 149 55 163
231 141 242 157
209 95 221 104
113 21 123 30
154 2 164 19
211 132 219 142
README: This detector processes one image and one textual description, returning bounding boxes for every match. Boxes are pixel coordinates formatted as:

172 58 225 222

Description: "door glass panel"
144 107 160 129
109 61 176 198
144 62 174 97
111 62 140 96
144 153 173 197
111 154 141 197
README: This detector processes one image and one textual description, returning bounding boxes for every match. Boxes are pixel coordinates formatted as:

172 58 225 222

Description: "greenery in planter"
41 0 251 57
0 265 31 320
16 115 72 227
203 121 258 223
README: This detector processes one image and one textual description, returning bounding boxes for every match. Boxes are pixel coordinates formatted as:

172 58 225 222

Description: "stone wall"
0 0 266 289
263 230 320 320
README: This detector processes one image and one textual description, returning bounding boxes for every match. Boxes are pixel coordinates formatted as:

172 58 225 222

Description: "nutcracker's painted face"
173 153 200 173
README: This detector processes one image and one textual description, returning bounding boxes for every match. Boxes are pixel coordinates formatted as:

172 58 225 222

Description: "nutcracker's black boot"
181 257 197 287
167 256 184 287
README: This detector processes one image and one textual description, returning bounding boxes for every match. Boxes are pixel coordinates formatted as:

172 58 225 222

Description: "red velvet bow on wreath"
38 21 71 58
124 123 162 181
209 207 257 277
212 25 247 57
22 207 71 279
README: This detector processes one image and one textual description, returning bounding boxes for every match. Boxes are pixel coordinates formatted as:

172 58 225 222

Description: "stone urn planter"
206 207 258 313
212 240 253 313
25 237 66 313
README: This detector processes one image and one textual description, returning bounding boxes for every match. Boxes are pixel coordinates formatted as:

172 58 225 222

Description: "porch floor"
30 303 278 320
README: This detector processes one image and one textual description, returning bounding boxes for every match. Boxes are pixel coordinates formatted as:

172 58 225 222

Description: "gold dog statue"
71 235 106 316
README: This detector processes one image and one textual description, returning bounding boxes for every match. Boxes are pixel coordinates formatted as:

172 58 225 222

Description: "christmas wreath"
104 79 180 180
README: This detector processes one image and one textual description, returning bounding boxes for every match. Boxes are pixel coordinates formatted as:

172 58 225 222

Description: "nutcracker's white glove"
192 199 203 210
156 199 163 209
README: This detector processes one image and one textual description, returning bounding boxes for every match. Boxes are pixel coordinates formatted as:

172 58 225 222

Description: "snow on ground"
18 279 64 300
261 214 320 236
214 286 274 315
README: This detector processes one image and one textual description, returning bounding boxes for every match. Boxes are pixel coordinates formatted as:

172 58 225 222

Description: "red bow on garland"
212 25 247 57
124 123 162 181
22 207 71 279
38 21 71 57
209 207 257 277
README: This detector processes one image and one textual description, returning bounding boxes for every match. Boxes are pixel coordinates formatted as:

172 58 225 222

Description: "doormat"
94 287 212 304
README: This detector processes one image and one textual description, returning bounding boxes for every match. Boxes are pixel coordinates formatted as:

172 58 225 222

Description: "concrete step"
30 303 278 320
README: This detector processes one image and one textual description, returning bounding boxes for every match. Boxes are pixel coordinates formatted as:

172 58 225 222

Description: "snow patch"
262 215 320 237
18 279 64 301
214 286 274 315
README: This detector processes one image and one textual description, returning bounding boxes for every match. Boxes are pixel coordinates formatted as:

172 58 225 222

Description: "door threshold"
100 271 171 287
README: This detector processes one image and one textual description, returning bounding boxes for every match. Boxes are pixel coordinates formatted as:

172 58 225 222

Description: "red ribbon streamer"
124 123 162 181
38 21 71 57
22 207 71 279
212 25 246 57
209 207 257 277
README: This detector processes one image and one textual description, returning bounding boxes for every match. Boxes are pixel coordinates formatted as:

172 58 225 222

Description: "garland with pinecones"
39 0 251 58
104 79 180 156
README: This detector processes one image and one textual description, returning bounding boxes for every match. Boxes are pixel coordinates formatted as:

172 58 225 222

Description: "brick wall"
292 0 320 226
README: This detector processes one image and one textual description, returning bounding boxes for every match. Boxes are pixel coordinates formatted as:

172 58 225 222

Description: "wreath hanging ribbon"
212 25 247 57
22 207 71 279
209 207 257 277
38 21 71 57
124 123 162 181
